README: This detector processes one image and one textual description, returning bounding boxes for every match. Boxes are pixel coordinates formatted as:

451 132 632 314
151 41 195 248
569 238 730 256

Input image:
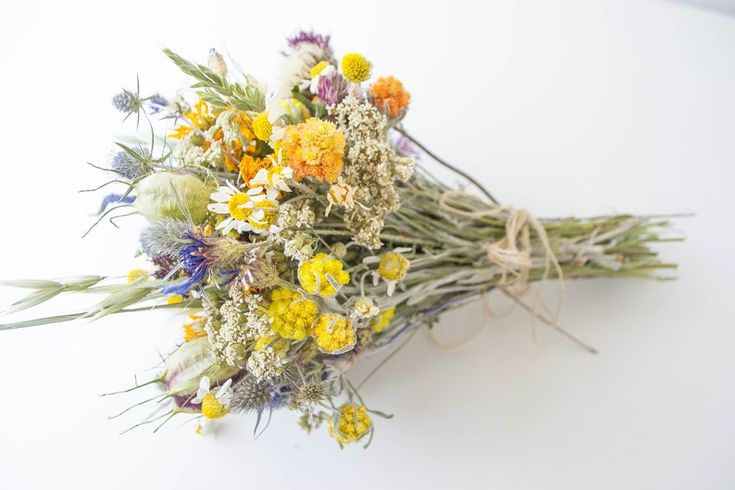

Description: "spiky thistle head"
229 375 274 415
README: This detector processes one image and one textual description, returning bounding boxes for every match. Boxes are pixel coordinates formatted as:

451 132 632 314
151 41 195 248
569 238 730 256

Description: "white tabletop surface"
0 0 733 488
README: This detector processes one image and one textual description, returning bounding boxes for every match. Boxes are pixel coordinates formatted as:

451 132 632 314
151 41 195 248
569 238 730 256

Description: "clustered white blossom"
331 96 415 249
274 201 317 262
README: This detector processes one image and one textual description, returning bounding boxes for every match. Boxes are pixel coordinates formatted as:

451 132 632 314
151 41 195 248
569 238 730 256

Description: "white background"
0 0 733 488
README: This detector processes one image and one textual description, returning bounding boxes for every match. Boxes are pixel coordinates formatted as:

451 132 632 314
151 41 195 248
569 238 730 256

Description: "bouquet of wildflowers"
0 32 678 447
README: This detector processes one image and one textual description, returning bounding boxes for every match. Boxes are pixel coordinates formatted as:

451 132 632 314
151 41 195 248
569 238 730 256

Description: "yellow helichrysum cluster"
268 288 319 340
328 404 372 445
281 118 345 183
298 253 350 297
312 313 356 353
341 53 372 83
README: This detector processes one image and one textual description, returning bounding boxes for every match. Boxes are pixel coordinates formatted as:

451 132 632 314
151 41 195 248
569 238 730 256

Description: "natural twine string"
429 190 568 350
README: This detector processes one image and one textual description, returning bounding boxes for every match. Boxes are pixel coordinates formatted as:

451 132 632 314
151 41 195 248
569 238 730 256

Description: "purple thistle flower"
317 72 349 108
287 31 333 57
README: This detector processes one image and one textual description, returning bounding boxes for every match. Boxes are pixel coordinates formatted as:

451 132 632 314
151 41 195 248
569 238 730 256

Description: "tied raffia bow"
438 190 566 330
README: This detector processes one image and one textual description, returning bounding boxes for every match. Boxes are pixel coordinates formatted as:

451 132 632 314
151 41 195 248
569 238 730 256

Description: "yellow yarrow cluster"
328 404 372 445
298 253 350 297
268 287 319 340
341 53 372 83
313 313 356 353
252 111 272 141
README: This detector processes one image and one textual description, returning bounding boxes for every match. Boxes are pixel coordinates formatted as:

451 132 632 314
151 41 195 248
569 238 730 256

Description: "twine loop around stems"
438 190 566 336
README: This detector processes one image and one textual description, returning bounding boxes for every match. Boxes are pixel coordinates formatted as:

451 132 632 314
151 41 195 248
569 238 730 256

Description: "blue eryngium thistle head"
110 150 146 180
112 91 137 113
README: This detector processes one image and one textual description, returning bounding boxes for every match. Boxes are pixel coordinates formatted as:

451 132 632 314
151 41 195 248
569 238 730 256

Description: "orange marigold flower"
281 118 345 183
368 76 411 118
239 154 270 182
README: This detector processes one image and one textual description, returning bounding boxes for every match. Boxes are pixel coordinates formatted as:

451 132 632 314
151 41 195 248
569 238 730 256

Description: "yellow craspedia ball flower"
370 306 396 333
252 111 272 141
298 252 350 297
328 404 372 445
127 268 149 283
268 287 319 340
201 393 229 419
313 313 356 354
378 252 410 281
341 53 372 83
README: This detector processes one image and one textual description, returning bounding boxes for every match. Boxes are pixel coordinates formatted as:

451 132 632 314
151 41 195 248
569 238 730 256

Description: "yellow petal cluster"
370 307 396 333
268 287 319 340
281 118 345 183
312 313 355 353
378 252 410 281
298 252 350 297
328 404 372 445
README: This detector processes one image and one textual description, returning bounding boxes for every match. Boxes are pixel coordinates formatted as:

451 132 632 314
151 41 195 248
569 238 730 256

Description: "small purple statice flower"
287 30 333 57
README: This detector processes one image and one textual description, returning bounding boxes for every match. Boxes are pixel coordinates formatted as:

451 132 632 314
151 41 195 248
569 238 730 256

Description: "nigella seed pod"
161 337 239 412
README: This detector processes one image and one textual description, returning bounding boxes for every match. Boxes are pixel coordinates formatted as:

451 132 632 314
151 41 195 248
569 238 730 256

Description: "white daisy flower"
208 181 267 234
351 296 380 320
192 376 233 420
249 151 294 200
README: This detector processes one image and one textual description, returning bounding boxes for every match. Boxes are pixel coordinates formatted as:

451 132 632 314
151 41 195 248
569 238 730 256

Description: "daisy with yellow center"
305 60 335 94
364 247 412 296
312 313 356 354
207 181 269 234
328 404 373 445
249 150 294 200
341 53 372 83
281 118 346 183
192 376 233 420
298 252 350 297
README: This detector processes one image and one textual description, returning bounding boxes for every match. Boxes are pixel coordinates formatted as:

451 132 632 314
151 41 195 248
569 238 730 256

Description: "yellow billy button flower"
328 404 373 445
252 111 273 141
268 287 319 340
298 252 350 297
192 376 233 420
313 313 356 354
341 53 372 83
